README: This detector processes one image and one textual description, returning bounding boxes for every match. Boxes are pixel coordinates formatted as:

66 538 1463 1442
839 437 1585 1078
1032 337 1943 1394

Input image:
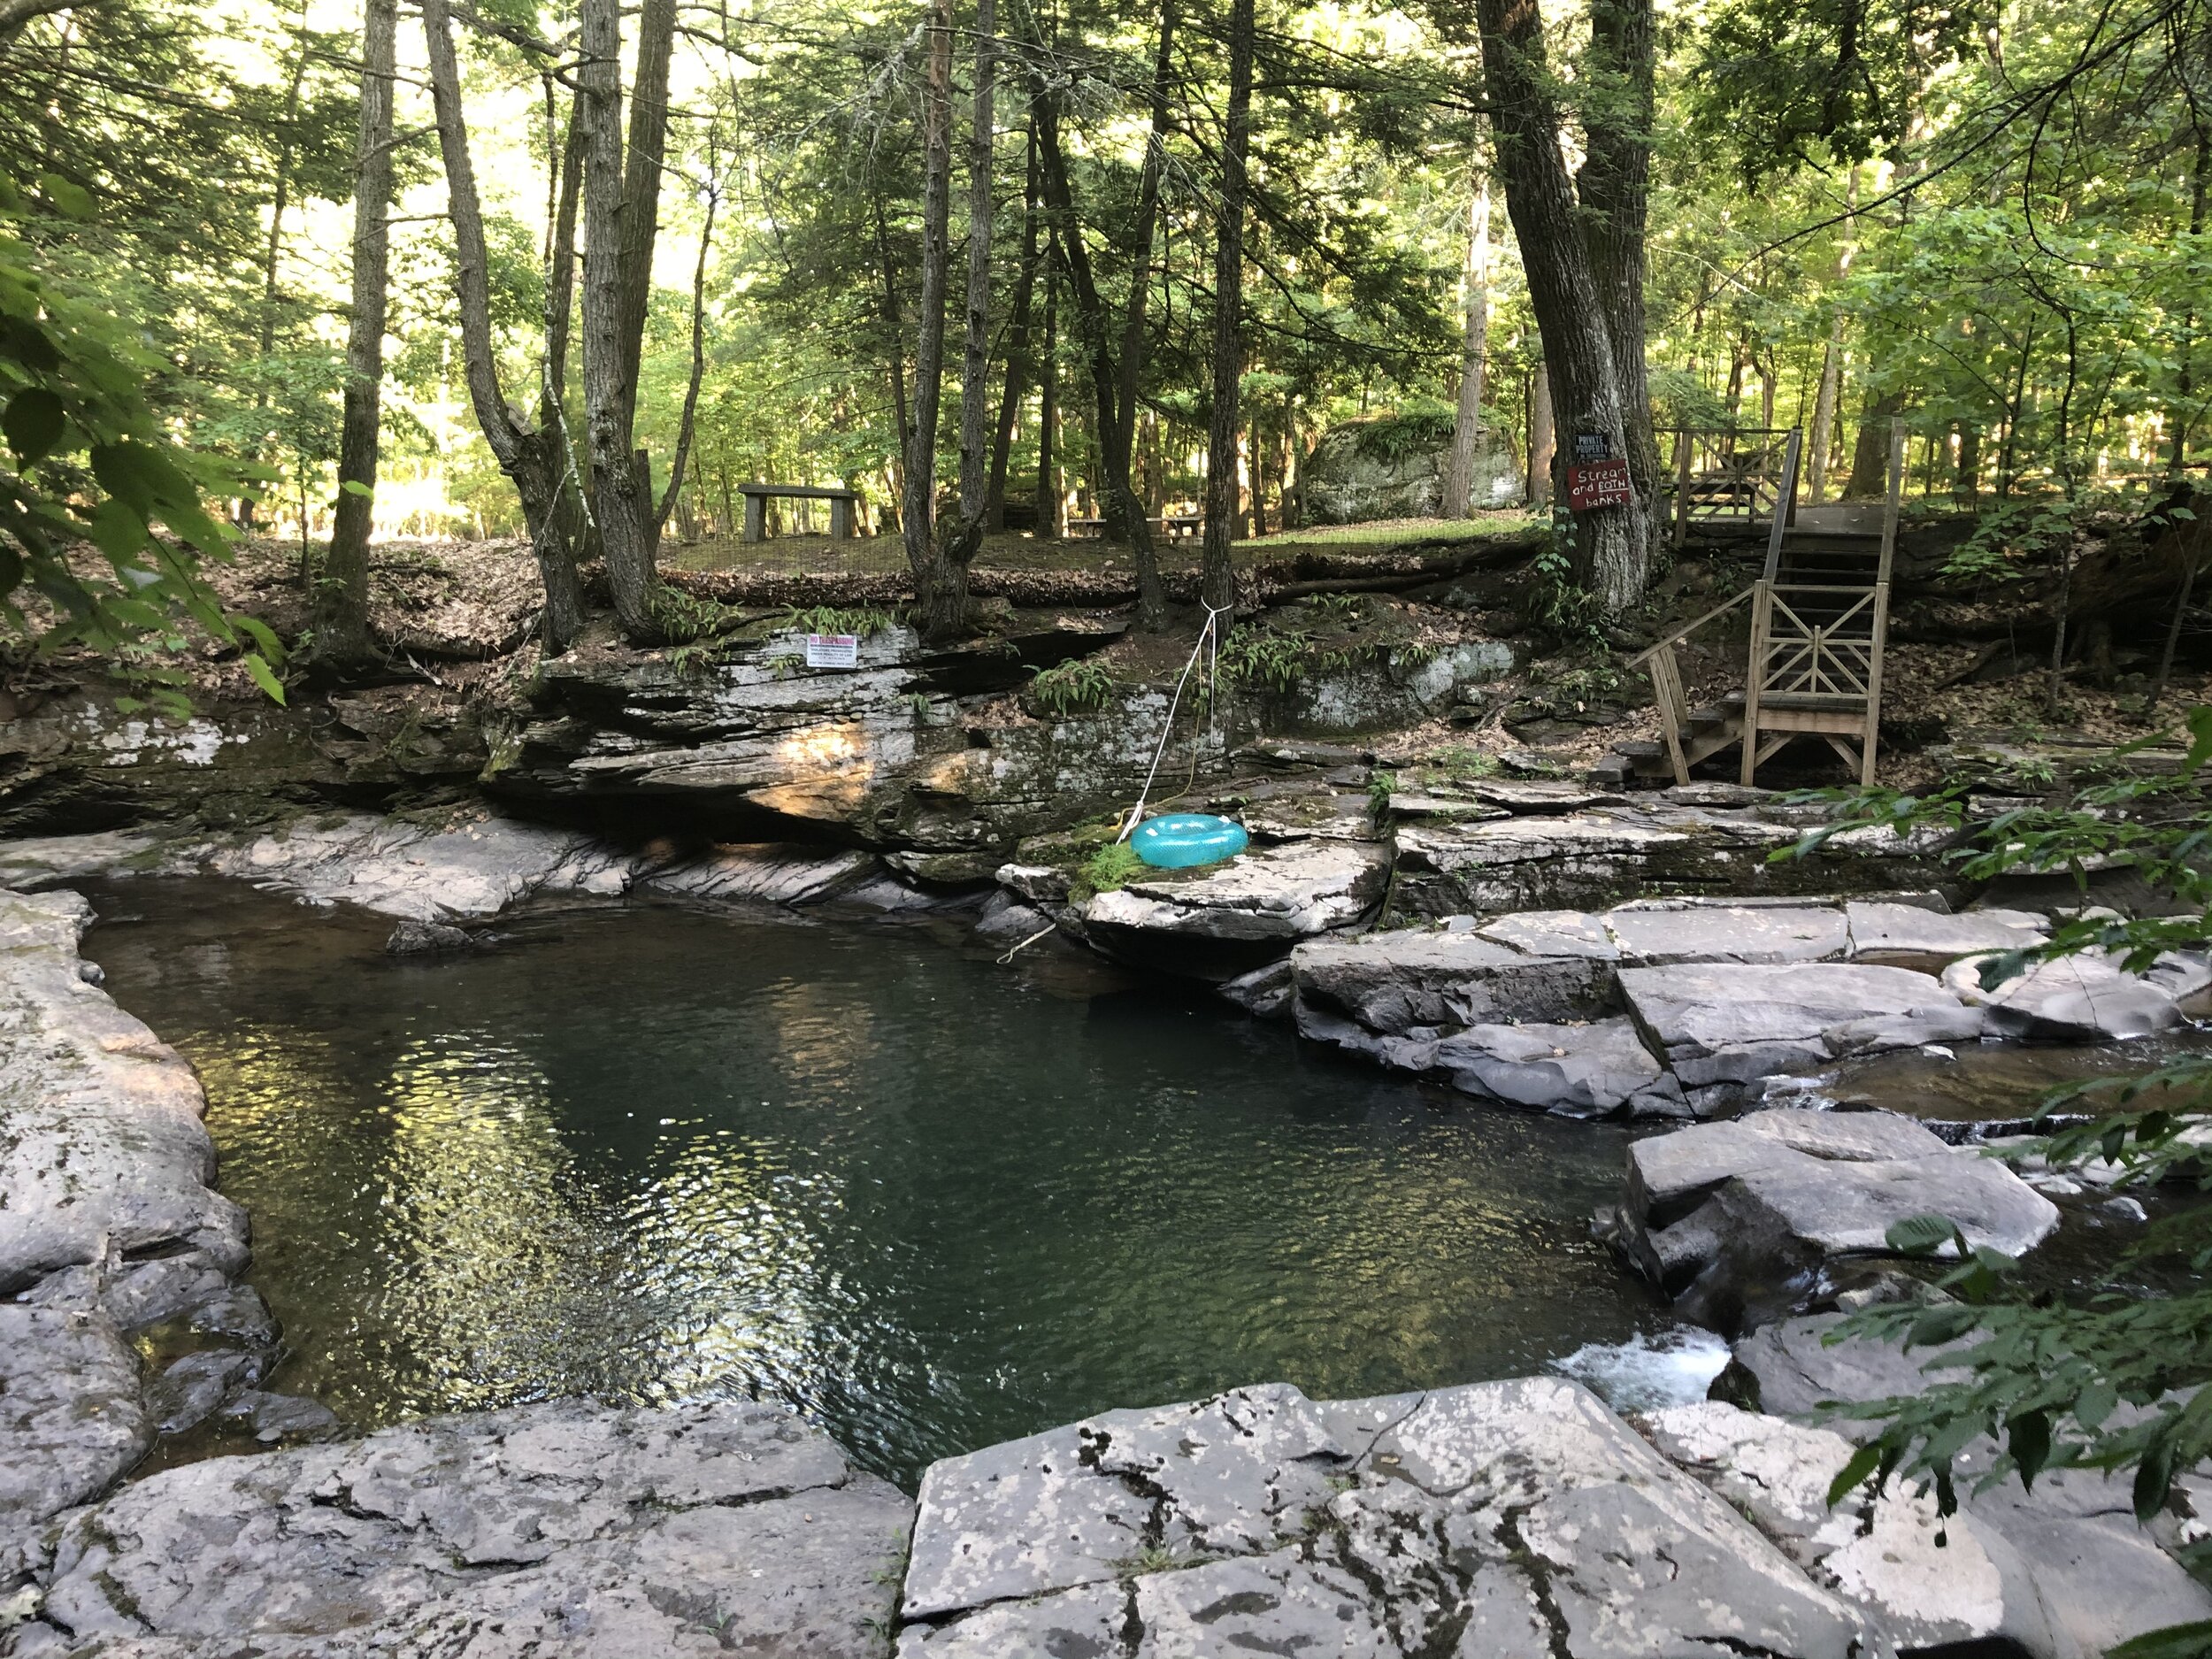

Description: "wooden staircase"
1601 422 1906 788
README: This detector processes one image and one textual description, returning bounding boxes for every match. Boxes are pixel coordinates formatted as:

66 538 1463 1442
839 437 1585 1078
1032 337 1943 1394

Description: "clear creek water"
85 880 1684 1489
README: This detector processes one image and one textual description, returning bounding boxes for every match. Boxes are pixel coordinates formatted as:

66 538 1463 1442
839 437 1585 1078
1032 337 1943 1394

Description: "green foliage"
775 603 898 639
1527 533 1606 647
1026 657 1117 717
1078 840 1145 895
1219 623 1317 691
1796 706 2212 1612
0 173 281 715
1350 402 1457 465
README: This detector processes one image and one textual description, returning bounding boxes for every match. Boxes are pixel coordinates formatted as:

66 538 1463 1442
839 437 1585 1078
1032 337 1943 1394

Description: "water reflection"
87 882 1671 1487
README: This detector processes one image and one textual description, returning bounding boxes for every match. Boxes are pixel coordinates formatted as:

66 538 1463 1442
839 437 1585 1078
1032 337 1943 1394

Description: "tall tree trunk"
872 195 912 459
930 0 996 638
1477 0 1648 611
420 0 580 644
2169 126 2209 473
1954 423 1981 504
1201 0 1255 614
613 0 675 440
903 0 956 602
1577 0 1657 529
1033 91 1141 575
1038 247 1060 536
987 119 1040 531
1804 165 1858 502
1109 0 1179 628
1528 365 1555 505
533 95 588 646
316 0 397 671
580 0 677 641
1441 163 1492 518
1807 322 1846 500
656 165 717 536
243 0 313 533
1841 388 1902 498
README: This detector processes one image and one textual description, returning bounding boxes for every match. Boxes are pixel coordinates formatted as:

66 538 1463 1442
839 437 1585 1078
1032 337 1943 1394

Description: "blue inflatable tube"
1130 812 1249 869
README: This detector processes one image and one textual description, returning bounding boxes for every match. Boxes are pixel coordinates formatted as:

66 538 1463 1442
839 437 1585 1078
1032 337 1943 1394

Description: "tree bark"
316 0 397 671
580 0 675 641
1804 165 1858 503
1033 78 1158 608
1201 0 1256 615
987 120 1040 532
1109 0 1179 628
1476 0 1649 611
1528 364 1555 505
930 0 996 637
903 0 956 605
1576 0 1657 526
656 166 717 537
1441 165 1492 518
1038 245 1060 536
1841 388 1901 498
872 195 912 460
420 0 583 648
613 0 676 440
243 0 313 532
1954 424 1981 504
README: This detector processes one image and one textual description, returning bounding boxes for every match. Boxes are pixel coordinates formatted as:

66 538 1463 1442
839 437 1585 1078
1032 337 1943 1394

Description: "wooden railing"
1627 585 1756 785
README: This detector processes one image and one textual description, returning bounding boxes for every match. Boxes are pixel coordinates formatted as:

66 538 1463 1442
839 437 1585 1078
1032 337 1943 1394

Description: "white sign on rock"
804 634 858 669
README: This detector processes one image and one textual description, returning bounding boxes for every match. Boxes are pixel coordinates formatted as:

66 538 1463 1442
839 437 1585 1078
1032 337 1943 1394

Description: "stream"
84 879 1694 1488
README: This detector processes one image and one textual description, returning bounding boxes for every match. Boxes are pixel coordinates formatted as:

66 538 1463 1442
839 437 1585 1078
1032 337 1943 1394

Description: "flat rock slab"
1943 950 2185 1041
1607 904 1850 965
20 1399 911 1657
208 814 645 920
1619 1110 2060 1331
642 843 878 907
1620 961 1965 1091
1083 840 1390 979
899 1378 1876 1658
1846 902 2047 968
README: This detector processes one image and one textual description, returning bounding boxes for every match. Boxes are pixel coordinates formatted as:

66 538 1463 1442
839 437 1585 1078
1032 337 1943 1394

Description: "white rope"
1118 603 1235 843
995 922 1059 965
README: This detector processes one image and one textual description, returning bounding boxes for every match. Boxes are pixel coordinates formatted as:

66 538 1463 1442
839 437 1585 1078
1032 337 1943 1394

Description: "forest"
5 4 2212 1655
4 0 2208 664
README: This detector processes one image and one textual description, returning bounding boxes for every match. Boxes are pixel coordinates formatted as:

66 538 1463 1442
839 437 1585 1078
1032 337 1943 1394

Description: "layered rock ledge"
8 1399 911 1657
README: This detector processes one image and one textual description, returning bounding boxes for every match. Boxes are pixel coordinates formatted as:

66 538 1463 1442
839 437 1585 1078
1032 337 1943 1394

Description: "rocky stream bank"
4 606 2211 1655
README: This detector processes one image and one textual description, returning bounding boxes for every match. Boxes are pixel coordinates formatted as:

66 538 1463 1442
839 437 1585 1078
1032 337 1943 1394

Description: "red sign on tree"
1567 458 1634 511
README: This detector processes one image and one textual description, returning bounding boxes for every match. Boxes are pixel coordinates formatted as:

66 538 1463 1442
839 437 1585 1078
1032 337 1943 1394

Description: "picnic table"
737 483 860 541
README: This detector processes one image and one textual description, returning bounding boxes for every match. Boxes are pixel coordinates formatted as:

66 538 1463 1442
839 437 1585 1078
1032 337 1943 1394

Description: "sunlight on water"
88 881 1683 1487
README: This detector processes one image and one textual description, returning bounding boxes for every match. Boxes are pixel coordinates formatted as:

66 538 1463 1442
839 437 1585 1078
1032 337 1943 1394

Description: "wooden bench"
1064 514 1202 542
737 483 860 542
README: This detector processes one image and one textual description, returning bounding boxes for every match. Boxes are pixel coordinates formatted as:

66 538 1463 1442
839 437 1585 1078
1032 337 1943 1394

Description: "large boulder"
19 1399 912 1656
1290 927 1614 1032
1298 1007 1686 1118
1619 960 1973 1110
0 890 244 1297
1650 1399 2212 1659
1296 416 1522 524
1617 1110 2061 1333
1726 1316 2212 1659
897 1378 1877 1658
1081 839 1391 979
1942 950 2189 1041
